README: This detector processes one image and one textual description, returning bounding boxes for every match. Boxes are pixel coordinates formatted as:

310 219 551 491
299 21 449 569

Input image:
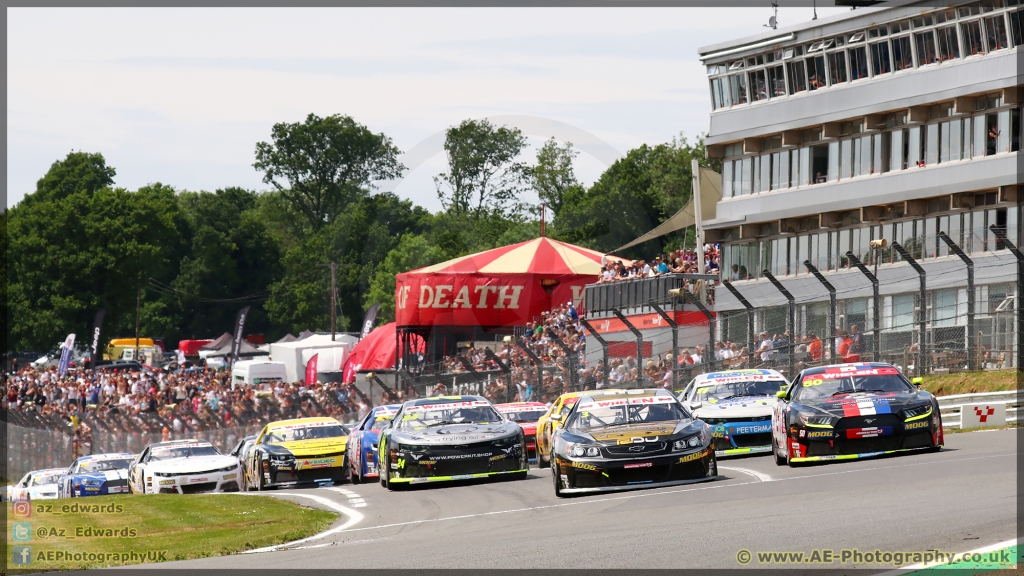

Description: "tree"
532 138 583 216
554 134 719 258
23 151 116 208
364 234 445 323
253 113 405 232
434 119 531 220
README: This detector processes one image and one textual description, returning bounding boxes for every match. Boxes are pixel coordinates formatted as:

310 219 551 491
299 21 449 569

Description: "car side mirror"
550 413 562 421
911 377 923 387
775 390 787 399
689 401 702 410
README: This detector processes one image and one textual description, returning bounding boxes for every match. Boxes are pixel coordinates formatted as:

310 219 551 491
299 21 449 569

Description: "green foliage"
434 119 531 220
365 234 446 323
254 113 405 232
532 138 583 216
553 133 718 259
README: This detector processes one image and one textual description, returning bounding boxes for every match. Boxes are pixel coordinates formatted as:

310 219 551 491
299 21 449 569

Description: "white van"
231 360 287 390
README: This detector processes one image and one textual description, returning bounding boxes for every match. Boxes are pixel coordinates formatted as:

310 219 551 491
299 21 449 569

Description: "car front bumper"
556 446 717 493
153 470 242 494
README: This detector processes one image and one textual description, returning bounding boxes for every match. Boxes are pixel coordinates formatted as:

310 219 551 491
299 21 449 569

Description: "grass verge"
5 494 336 571
919 370 1019 397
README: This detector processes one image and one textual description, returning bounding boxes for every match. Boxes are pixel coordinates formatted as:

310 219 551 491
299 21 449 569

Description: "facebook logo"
12 545 32 565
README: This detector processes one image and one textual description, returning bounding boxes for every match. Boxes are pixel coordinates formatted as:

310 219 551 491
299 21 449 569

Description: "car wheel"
257 461 267 491
709 456 719 477
552 459 564 498
380 457 389 488
785 440 798 468
537 436 551 469
351 459 362 485
384 464 399 492
772 434 787 467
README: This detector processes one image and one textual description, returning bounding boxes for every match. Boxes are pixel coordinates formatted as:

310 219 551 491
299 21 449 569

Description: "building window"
827 51 848 85
907 126 922 167
798 147 811 186
766 65 786 97
915 30 939 65
806 55 826 90
870 41 892 75
710 77 728 110
962 20 986 55
985 14 1009 50
848 45 870 80
936 25 961 60
787 61 807 94
749 69 768 102
722 161 734 197
729 74 748 105
892 36 914 70
827 141 840 181
839 138 854 179
925 123 940 164
1010 9 1024 45
934 289 958 327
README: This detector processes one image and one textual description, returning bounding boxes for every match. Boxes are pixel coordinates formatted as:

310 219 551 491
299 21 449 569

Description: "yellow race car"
536 389 623 468
246 417 350 490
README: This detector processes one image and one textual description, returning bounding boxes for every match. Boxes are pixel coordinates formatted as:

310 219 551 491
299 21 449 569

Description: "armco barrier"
937 390 1020 428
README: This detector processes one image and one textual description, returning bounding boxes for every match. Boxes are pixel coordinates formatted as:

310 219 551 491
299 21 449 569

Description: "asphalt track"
154 429 1017 571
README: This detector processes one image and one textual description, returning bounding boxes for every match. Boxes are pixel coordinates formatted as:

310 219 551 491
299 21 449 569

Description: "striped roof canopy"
408 238 631 276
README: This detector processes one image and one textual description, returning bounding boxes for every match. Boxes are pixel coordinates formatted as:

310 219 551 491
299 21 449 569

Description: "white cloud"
7 6 847 209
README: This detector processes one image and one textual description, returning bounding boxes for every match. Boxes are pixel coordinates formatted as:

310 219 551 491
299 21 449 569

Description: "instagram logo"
12 501 32 518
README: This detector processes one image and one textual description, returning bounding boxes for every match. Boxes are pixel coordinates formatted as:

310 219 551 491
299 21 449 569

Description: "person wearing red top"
808 333 823 362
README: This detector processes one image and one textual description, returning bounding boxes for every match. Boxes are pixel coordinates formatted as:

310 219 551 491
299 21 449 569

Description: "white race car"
9 468 65 501
128 439 242 494
678 368 789 457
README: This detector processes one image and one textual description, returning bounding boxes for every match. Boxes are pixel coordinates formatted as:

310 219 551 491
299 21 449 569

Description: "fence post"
681 290 715 373
762 270 796 378
803 260 838 365
484 348 513 403
721 280 755 368
612 309 644 365
938 231 975 371
846 252 880 362
580 318 610 386
547 328 579 392
649 300 678 390
892 242 927 377
516 337 545 400
989 225 1023 372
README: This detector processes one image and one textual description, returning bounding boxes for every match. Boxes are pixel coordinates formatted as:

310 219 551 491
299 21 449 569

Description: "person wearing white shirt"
756 333 774 362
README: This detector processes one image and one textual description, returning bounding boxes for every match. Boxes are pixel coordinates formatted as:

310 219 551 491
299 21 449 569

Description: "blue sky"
7 7 844 210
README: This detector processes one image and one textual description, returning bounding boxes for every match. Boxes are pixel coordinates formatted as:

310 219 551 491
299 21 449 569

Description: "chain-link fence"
4 391 364 482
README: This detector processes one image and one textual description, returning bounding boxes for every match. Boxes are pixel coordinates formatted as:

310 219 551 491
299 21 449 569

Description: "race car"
772 362 943 467
228 435 258 488
9 468 65 501
549 388 717 496
678 369 789 457
247 417 350 490
494 401 548 463
377 395 528 490
536 389 623 468
58 453 134 498
348 404 401 483
128 439 242 494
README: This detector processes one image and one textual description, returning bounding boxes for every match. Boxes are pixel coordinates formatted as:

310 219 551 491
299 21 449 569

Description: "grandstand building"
700 0 1021 370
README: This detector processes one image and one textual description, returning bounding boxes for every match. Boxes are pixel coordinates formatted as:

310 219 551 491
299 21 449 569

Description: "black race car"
549 388 717 497
377 395 528 490
771 362 943 467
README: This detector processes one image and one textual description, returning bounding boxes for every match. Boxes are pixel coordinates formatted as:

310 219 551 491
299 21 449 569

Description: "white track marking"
873 538 1018 575
329 452 1008 536
719 466 772 482
233 492 364 554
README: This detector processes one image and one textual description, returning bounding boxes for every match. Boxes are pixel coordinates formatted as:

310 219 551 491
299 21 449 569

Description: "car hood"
391 421 520 445
581 420 681 444
799 391 932 417
694 396 776 419
74 469 129 482
269 438 348 456
148 455 238 474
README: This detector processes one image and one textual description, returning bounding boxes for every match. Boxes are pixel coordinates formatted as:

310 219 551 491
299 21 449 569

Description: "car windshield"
566 396 687 431
369 414 396 432
395 400 502 431
265 424 348 444
500 409 547 423
31 472 63 486
793 367 914 402
75 458 132 473
149 445 221 461
691 379 787 403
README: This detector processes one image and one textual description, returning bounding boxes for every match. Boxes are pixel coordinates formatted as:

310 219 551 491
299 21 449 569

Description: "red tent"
395 237 629 329
342 323 423 382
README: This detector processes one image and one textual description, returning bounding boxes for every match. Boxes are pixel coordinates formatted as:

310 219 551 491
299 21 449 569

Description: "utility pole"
329 263 337 341
135 276 141 360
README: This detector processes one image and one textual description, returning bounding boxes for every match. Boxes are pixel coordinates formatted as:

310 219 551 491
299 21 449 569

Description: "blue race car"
58 452 134 497
347 404 401 484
